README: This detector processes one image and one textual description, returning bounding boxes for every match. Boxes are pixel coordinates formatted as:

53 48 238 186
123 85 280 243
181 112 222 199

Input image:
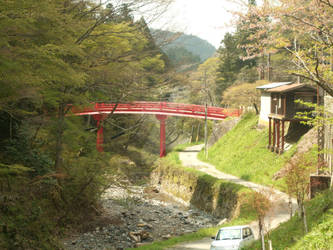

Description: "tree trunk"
9 114 12 140
189 125 194 143
253 103 259 115
54 104 65 171
259 218 265 250
297 196 302 218
86 115 91 128
289 195 293 219
302 203 308 233
196 123 201 143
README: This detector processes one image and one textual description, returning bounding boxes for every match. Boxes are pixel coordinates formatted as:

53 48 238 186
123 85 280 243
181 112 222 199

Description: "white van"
210 225 255 250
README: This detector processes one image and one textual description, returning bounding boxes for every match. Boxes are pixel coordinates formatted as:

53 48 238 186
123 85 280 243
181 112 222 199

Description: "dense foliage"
0 0 171 248
246 190 333 249
234 0 333 96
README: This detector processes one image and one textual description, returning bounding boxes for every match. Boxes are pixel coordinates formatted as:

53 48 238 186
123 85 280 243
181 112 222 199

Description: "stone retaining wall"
150 162 247 219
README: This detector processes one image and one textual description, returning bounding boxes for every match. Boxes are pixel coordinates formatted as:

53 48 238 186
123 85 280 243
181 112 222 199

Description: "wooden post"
268 117 272 149
156 115 168 158
281 120 285 154
272 119 276 152
93 114 108 152
283 95 287 117
277 120 280 153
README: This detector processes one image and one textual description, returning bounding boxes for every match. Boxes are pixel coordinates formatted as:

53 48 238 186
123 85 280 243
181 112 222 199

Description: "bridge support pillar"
93 114 107 152
156 115 168 157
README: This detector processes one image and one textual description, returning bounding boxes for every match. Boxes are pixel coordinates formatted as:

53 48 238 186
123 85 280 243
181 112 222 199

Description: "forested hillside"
0 1 172 248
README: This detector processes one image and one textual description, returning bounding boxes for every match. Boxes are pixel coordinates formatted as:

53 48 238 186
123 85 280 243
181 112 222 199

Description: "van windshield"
216 229 241 240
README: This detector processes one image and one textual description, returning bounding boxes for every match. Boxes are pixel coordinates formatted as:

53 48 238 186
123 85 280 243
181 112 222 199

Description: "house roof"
267 83 316 93
256 82 293 90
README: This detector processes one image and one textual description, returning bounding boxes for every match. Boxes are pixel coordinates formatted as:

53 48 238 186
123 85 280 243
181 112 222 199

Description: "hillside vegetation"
247 190 333 249
199 113 297 191
199 113 329 249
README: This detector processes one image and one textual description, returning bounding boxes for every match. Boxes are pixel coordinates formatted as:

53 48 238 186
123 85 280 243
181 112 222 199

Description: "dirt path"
168 144 297 250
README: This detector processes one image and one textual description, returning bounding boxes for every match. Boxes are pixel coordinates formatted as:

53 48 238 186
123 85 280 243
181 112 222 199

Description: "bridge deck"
70 102 240 120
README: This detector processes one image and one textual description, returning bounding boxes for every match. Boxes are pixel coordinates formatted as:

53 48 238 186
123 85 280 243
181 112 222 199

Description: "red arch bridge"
70 102 241 157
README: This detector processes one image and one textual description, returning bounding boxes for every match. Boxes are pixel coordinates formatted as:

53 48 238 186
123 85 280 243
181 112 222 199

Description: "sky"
144 0 243 48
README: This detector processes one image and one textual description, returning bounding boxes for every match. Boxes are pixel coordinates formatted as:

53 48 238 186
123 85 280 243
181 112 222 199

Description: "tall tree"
235 0 333 96
216 27 257 101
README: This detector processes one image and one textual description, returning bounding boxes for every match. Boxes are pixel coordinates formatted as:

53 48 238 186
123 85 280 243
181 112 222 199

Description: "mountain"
152 29 216 63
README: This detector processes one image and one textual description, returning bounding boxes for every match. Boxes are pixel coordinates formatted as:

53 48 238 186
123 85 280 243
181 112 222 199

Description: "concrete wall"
150 163 247 218
259 92 271 126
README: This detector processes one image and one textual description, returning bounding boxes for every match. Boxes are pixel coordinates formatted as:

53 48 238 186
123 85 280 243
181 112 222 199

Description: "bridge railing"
70 102 241 119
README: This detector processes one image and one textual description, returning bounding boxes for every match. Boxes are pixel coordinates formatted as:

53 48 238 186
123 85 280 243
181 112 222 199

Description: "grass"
198 113 297 191
246 189 333 250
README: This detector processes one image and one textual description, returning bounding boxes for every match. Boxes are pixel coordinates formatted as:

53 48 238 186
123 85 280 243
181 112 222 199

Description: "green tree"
222 80 266 112
235 0 333 96
216 30 256 101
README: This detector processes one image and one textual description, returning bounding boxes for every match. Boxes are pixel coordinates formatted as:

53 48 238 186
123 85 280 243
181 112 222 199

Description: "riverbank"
62 185 220 250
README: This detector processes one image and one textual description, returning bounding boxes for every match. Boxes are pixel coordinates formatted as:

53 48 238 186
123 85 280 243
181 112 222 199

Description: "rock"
162 234 171 240
139 230 151 240
62 185 219 250
129 232 141 242
137 223 153 229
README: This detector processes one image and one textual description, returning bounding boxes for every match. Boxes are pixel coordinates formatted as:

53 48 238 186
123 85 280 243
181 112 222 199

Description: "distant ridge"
152 29 216 62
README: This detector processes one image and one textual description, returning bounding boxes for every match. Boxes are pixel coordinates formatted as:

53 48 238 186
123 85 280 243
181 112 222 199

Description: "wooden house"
257 82 320 153
257 82 293 126
266 83 318 153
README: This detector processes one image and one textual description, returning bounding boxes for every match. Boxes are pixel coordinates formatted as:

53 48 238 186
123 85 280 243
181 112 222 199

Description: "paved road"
168 144 297 250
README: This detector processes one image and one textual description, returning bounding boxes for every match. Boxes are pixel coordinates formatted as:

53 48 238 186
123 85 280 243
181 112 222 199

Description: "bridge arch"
70 102 241 157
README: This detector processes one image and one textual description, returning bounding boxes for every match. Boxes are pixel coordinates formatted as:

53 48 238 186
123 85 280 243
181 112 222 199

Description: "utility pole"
205 102 208 159
294 37 301 84
267 53 272 82
204 70 208 159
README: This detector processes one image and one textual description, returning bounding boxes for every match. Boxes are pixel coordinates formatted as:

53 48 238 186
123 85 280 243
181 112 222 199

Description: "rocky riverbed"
63 185 221 250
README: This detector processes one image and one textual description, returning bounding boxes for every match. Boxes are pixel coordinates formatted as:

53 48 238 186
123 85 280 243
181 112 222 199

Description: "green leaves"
0 163 33 176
